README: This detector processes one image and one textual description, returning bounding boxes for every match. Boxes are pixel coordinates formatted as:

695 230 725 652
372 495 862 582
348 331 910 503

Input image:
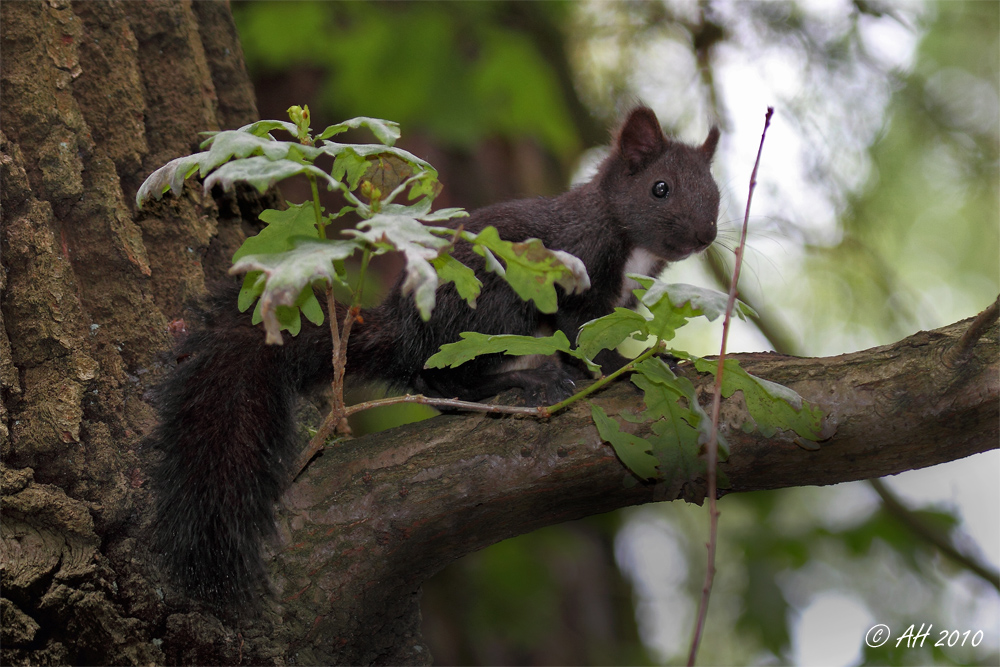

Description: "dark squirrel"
149 106 721 607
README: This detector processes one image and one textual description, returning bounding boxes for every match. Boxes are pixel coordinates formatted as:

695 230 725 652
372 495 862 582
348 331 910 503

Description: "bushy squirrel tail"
148 283 412 607
148 287 328 607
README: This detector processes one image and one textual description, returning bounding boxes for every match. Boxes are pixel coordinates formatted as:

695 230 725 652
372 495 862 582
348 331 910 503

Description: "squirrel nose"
696 227 717 246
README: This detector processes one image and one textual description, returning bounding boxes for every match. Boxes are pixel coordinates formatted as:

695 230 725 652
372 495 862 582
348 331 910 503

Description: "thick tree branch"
256 312 997 664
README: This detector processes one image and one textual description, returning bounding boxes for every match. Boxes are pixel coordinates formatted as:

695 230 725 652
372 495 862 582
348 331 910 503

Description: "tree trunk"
1 2 997 666
1 1 264 664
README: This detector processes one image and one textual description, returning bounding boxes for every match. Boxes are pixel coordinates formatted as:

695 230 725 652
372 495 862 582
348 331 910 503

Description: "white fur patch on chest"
617 247 663 307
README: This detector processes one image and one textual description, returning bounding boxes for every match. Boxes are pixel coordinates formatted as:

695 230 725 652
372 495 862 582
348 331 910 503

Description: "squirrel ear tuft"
701 126 720 160
617 106 666 173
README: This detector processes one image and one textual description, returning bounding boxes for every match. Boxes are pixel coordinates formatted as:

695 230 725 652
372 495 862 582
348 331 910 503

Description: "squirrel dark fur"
149 106 720 608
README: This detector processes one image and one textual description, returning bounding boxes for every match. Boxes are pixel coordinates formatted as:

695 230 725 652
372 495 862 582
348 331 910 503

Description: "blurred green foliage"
818 0 999 347
233 1 578 155
421 517 652 666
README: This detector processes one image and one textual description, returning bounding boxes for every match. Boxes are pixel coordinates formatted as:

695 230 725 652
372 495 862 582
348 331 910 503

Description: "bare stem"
295 179 346 476
341 342 667 421
344 394 547 418
688 106 773 667
293 286 347 477
309 175 326 239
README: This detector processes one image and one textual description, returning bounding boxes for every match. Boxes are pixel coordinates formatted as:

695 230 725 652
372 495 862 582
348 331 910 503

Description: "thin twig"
344 394 548 418
341 341 668 420
942 295 999 368
688 107 774 667
293 286 348 476
544 342 665 415
870 478 1000 591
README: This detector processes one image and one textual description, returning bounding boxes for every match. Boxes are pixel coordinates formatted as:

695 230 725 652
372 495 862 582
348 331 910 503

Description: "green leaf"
299 288 325 326
424 330 574 369
693 357 824 440
203 156 340 195
631 276 699 342
273 304 302 337
633 359 710 475
648 411 707 489
432 253 481 309
330 149 371 190
233 203 325 319
576 308 649 361
465 226 590 314
316 116 402 146
590 404 659 482
573 279 748 361
229 237 362 344
405 171 444 201
632 359 700 424
233 202 322 263
238 271 267 312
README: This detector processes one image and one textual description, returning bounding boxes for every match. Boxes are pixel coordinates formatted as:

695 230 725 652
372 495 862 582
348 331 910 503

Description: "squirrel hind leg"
416 358 577 406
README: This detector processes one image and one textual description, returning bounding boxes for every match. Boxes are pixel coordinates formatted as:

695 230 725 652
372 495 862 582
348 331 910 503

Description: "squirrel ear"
700 126 720 160
617 106 667 173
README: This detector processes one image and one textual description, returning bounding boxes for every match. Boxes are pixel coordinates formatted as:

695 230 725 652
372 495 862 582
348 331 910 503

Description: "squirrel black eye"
652 181 670 198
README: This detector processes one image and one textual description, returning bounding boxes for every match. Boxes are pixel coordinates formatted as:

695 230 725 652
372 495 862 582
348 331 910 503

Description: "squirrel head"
600 106 720 262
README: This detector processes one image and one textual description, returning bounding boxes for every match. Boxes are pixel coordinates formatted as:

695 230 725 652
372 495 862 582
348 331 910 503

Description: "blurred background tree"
232 1 998 664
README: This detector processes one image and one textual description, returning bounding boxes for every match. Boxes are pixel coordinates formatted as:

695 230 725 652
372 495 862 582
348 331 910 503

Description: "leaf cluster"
136 106 587 343
427 277 823 485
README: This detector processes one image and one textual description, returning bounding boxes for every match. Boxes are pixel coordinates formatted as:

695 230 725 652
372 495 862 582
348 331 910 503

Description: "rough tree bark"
1 2 997 666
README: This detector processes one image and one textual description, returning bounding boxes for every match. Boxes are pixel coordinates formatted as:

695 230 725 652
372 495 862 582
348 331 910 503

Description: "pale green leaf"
421 206 470 222
198 131 325 174
135 153 204 206
635 275 758 322
321 142 434 173
229 238 362 344
202 157 340 195
316 116 402 145
346 210 455 319
402 253 439 321
232 119 299 139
